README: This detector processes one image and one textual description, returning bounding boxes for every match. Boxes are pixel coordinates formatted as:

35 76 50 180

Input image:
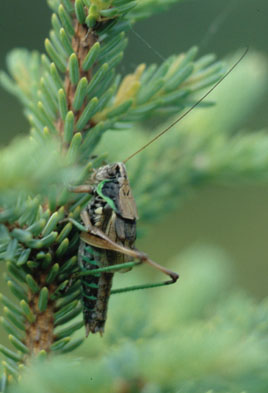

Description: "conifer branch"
0 1 266 391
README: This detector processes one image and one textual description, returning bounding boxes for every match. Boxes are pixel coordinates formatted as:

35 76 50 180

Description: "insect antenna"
123 47 248 163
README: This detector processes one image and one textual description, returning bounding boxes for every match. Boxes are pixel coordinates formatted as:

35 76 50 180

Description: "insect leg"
79 210 179 283
69 185 94 194
77 261 177 290
79 213 179 284
81 209 92 230
77 260 142 277
134 252 179 283
111 280 175 295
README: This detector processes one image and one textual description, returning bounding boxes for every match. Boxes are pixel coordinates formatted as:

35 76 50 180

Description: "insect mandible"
70 49 248 337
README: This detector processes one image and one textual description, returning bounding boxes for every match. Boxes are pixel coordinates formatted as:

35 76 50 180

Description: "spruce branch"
0 0 264 389
6 247 268 393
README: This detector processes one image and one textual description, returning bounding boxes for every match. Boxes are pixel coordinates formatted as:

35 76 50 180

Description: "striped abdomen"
78 241 113 336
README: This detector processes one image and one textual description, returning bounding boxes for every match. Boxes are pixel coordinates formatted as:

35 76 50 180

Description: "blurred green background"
1 0 268 300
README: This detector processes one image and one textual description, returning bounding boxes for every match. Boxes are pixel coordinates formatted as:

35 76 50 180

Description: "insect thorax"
90 161 138 234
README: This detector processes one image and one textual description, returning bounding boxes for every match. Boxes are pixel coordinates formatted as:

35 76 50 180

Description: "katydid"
71 48 248 336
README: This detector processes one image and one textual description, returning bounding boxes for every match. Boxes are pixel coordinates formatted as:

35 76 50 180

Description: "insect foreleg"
81 209 92 230
69 185 94 194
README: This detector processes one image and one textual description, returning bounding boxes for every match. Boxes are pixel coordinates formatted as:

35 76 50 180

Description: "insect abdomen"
78 242 113 336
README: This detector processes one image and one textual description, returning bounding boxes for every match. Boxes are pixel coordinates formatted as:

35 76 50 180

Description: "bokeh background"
0 0 268 306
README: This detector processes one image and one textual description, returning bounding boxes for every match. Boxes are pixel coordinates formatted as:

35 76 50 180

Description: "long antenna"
123 47 248 163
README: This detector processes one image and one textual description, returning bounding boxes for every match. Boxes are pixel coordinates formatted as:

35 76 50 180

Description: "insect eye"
107 167 114 177
107 164 120 178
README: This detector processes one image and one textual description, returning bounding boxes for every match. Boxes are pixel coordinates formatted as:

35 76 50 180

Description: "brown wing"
118 180 138 220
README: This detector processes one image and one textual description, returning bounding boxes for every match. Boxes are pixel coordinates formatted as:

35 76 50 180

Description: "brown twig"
25 9 99 356
25 279 56 355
